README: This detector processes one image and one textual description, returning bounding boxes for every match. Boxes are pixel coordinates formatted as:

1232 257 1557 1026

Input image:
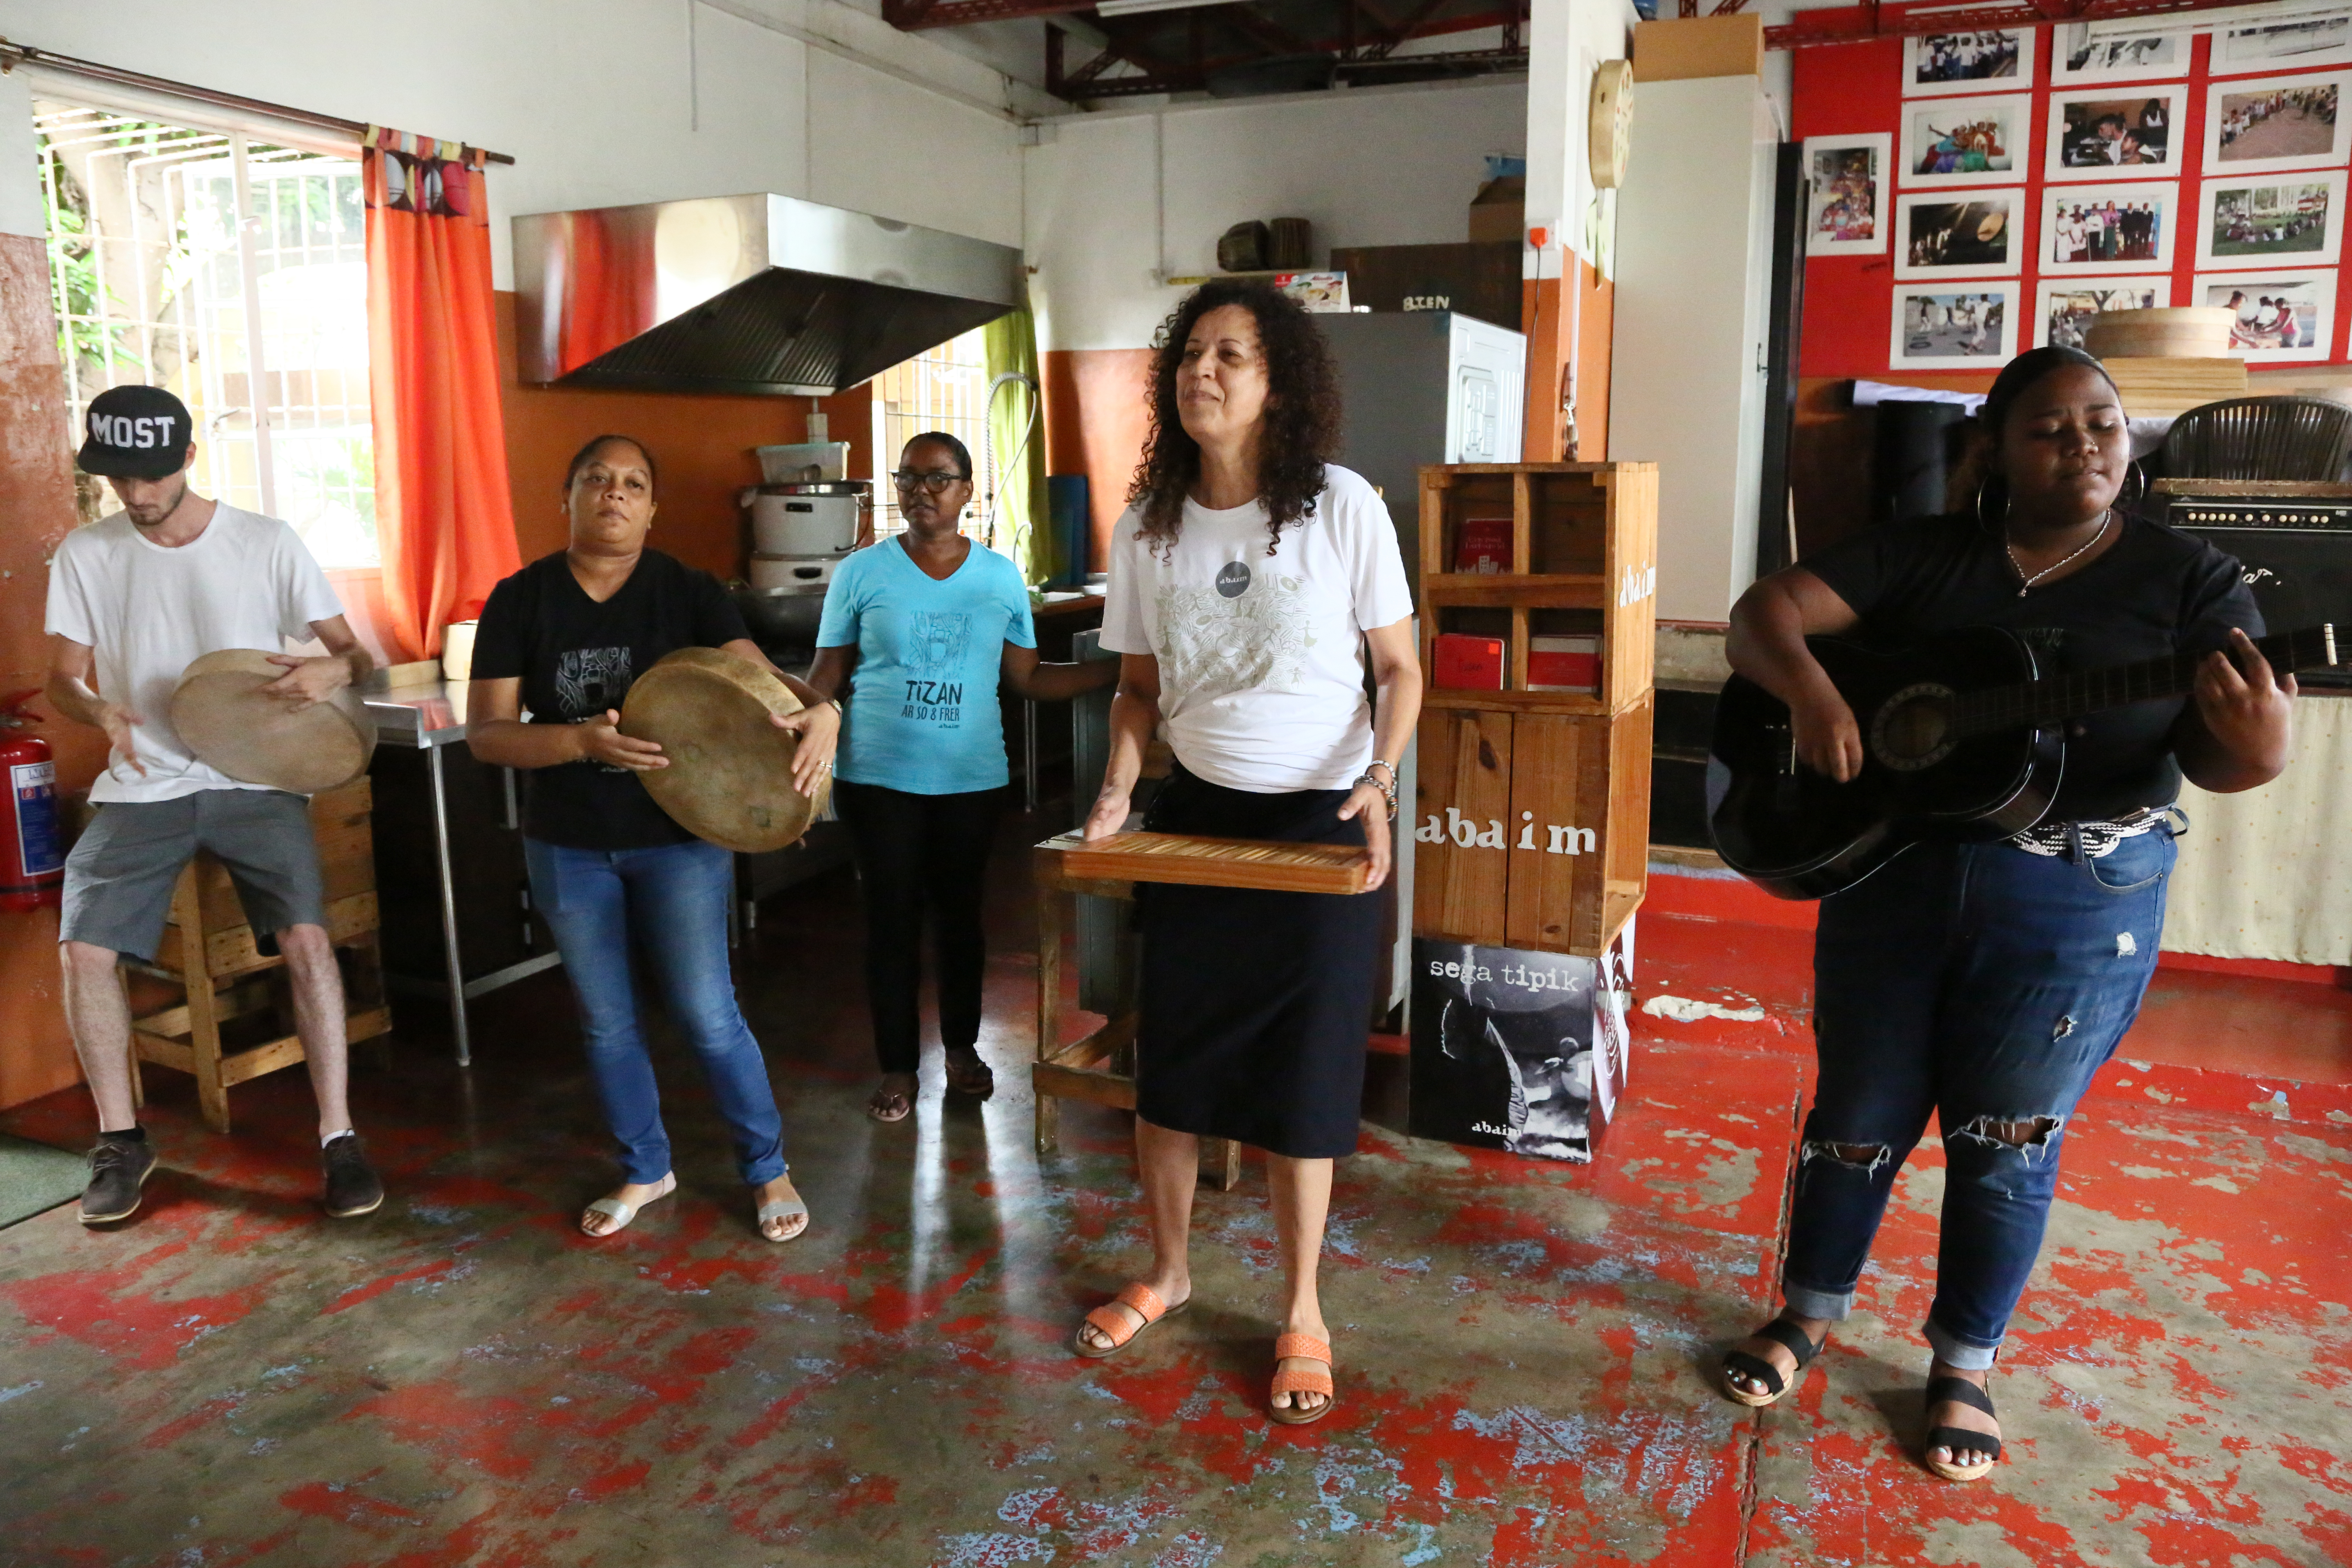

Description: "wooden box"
1414 461 1657 958
1632 14 1764 81
1419 462 1657 715
1412 698 1652 956
1328 243 1523 332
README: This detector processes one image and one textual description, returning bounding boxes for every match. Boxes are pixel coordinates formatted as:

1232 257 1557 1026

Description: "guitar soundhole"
1870 682 1959 773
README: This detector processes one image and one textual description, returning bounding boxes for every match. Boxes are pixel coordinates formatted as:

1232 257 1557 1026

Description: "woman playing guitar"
1717 346 2296 1479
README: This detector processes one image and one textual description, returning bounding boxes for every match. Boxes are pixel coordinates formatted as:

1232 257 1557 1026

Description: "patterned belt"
2007 807 2171 860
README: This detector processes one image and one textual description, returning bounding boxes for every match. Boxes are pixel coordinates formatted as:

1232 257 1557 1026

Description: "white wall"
1524 0 1642 281
1025 79 1530 353
0 0 1032 281
1611 75 1779 624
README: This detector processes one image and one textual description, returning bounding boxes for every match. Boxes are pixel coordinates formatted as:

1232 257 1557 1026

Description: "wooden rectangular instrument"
1040 831 1373 895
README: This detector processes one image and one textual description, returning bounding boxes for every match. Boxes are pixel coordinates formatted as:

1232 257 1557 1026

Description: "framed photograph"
2217 17 2352 75
2035 277 2171 350
2046 87 2188 181
2194 270 2336 361
2204 73 2352 175
2053 24 2187 85
2197 172 2346 268
1894 189 2025 278
1891 284 2020 368
1804 133 1891 255
2042 183 2178 274
1901 96 2029 187
1902 30 2035 98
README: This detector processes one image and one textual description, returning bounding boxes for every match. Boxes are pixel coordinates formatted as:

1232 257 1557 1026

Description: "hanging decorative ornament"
1588 60 1636 190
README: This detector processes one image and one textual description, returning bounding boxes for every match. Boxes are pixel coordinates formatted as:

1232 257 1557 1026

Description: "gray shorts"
61 791 325 963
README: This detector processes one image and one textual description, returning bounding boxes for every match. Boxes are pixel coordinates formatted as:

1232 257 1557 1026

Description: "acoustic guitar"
1708 624 2340 901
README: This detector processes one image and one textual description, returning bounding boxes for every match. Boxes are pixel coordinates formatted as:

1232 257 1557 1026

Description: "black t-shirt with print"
1799 511 2261 822
471 549 750 849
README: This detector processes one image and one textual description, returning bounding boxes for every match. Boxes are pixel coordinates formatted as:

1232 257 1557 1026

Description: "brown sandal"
1072 1283 1187 1358
866 1084 912 1123
943 1048 995 1100
1268 1333 1336 1425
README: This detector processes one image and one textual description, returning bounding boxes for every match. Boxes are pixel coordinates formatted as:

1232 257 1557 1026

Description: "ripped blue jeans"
1782 827 2175 1370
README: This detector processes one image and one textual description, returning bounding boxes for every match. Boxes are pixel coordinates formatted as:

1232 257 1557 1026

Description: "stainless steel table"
365 678 561 1065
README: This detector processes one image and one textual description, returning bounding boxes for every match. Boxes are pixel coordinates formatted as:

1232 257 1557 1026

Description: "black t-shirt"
471 549 750 849
1800 512 2261 821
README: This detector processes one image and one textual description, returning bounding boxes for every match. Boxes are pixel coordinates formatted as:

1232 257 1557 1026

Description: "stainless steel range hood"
513 194 1021 395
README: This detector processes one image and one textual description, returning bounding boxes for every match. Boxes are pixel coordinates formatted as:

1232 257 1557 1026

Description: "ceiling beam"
890 0 1105 30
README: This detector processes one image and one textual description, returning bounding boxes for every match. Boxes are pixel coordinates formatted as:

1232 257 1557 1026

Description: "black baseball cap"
76 386 195 479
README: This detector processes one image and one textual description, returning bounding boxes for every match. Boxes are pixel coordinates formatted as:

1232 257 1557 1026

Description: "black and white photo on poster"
1805 133 1890 254
2195 269 2336 360
2045 87 2187 180
2220 17 2352 72
2054 24 2185 85
1902 30 2034 97
1891 283 2020 369
1410 940 1601 1163
2202 72 2351 176
2036 278 2169 350
1893 188 2023 278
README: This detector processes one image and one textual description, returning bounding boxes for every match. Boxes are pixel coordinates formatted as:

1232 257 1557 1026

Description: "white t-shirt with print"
45 506 346 804
1099 464 1413 793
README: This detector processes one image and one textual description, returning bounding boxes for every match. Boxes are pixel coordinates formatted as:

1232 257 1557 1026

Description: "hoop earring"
2119 459 2147 511
1975 476 2009 533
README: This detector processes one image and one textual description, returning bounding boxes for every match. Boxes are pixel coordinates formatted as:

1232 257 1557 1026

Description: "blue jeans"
1783 828 2176 1370
524 837 786 1187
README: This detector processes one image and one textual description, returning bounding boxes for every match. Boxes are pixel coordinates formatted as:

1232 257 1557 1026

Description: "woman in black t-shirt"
1717 348 2296 1480
468 434 839 1246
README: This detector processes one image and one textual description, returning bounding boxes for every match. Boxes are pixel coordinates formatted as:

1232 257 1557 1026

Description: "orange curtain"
363 127 519 661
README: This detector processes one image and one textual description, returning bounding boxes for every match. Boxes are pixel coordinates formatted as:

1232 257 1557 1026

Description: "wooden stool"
1031 830 1373 1191
127 780 391 1133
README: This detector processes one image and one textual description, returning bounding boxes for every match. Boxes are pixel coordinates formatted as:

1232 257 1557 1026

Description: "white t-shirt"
45 506 345 803
1099 464 1412 793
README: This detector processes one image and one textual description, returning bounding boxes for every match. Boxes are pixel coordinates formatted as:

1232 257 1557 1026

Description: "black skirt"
1133 763 1384 1159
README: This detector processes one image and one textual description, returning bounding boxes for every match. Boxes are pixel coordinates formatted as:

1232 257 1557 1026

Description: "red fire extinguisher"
0 691 64 912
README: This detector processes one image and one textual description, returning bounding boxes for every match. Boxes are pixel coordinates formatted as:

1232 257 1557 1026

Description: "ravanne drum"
618 646 829 853
169 649 377 795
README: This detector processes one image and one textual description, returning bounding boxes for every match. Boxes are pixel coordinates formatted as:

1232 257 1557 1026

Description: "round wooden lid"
169 649 376 795
619 647 829 853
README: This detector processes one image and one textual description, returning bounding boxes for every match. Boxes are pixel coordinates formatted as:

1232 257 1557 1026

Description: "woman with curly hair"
1067 280 1423 1426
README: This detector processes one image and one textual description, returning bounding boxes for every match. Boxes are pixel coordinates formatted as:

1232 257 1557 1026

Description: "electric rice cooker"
748 482 865 558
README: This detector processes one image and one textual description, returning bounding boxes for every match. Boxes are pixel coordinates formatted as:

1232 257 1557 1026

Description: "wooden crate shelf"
1413 461 1657 959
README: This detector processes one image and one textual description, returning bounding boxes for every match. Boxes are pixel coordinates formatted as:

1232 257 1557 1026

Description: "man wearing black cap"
45 386 385 1225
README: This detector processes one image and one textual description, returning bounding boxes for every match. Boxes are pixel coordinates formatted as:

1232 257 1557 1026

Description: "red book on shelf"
1453 517 1513 574
1528 635 1600 693
1433 633 1505 690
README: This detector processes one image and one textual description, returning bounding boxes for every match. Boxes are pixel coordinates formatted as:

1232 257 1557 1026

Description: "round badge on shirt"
1215 561 1252 599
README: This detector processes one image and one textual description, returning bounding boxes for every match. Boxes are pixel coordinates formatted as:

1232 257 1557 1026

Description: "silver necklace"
2006 511 2112 597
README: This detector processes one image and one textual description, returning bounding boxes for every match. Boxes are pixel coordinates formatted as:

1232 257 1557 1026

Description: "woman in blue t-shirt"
808 432 1115 1124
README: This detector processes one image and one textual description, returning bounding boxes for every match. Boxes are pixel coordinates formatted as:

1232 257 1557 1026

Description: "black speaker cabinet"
2169 497 2352 688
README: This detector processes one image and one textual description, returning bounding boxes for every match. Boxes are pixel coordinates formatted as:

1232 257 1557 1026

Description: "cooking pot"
748 483 864 557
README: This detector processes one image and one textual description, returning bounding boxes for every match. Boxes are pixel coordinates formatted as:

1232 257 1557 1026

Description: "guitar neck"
1954 625 2338 735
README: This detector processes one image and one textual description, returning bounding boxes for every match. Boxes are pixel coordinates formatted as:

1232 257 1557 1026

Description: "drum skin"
169 649 376 795
619 647 829 853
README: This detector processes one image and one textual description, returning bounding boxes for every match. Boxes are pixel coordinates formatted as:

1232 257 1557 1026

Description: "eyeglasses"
891 469 968 493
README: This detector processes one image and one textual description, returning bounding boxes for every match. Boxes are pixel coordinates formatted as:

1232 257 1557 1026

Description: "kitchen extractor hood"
513 194 1021 395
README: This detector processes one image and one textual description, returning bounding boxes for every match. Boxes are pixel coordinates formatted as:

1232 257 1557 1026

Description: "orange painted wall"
0 234 105 1112
493 292 874 579
1520 256 1616 462
1041 347 1152 571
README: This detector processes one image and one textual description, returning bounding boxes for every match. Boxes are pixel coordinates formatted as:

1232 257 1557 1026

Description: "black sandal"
943 1048 995 1100
1922 1375 2002 1481
1719 1317 1825 1408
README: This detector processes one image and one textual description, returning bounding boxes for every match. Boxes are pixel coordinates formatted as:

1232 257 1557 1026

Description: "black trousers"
832 780 1004 1075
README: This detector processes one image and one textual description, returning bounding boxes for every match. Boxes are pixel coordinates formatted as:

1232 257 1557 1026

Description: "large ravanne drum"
619 646 829 853
170 649 377 795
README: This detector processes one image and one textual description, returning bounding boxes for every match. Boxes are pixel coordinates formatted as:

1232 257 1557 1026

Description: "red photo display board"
1794 12 2352 379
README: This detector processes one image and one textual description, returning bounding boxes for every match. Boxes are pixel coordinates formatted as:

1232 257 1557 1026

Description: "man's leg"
276 923 350 1141
59 940 138 1133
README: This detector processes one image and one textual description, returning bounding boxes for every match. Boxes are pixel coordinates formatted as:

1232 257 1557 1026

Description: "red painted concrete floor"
2 817 2348 1566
